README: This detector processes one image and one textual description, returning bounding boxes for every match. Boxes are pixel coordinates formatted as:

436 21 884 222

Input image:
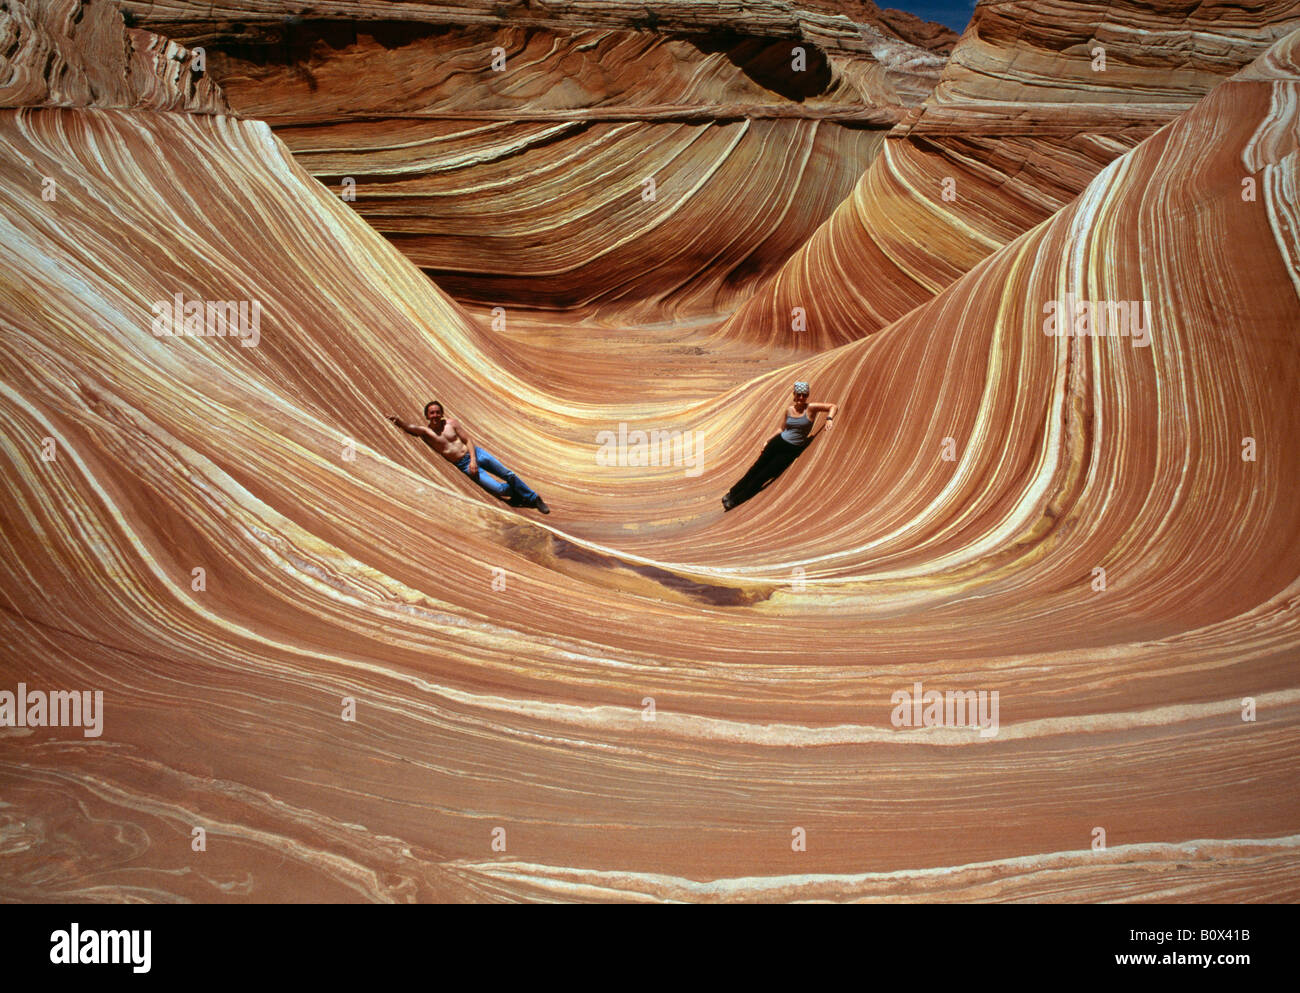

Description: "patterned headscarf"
793 381 810 396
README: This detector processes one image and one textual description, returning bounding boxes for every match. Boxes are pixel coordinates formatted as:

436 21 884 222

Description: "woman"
722 381 839 510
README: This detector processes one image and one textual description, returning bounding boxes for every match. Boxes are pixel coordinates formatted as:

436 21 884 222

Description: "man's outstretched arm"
388 415 430 437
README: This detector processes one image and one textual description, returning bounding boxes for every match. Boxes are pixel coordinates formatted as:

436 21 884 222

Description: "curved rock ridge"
719 0 1300 351
122 0 954 99
299 116 890 322
195 21 906 121
1 6 1299 901
118 2 948 322
0 0 227 113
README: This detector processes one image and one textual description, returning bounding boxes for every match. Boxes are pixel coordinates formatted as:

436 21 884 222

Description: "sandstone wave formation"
1 0 1299 902
723 0 1300 349
123 0 952 325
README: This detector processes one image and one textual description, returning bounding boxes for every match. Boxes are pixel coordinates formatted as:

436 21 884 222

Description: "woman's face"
793 391 809 409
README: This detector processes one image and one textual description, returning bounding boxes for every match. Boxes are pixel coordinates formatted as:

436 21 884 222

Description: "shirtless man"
388 401 550 514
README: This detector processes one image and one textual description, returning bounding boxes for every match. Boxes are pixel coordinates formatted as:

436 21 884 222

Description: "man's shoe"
721 496 734 511
533 497 551 514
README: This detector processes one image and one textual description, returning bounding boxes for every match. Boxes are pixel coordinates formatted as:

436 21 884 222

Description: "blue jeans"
456 446 539 503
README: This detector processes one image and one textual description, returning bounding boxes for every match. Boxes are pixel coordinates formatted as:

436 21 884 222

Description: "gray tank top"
780 413 812 446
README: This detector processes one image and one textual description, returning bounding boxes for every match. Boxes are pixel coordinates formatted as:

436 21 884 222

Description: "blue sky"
892 1 978 34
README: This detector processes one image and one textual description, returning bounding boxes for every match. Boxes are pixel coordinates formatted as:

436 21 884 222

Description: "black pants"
726 434 804 505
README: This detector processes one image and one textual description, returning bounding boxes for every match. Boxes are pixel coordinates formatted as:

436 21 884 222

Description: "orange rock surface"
722 0 1300 349
125 0 951 322
1 0 1298 901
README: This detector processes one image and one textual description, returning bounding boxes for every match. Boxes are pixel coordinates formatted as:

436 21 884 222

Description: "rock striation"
1 0 225 112
719 0 1300 350
1 0 1298 902
120 0 953 322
